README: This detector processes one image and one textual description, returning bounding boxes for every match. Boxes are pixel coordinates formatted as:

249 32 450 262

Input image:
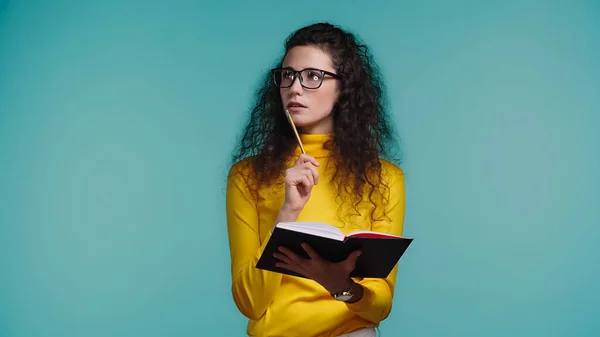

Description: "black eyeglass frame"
271 67 341 89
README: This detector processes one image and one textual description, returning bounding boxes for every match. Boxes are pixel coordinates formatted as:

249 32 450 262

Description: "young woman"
226 22 406 337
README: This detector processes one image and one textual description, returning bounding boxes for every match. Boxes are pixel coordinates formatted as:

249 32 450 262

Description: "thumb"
344 250 362 270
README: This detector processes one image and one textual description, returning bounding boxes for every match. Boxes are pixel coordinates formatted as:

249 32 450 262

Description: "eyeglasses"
271 67 340 89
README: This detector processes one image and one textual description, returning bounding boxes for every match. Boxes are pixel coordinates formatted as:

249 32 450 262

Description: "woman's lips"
287 102 307 112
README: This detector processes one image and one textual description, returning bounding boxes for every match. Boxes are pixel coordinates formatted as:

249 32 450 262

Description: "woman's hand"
280 154 320 217
273 243 362 295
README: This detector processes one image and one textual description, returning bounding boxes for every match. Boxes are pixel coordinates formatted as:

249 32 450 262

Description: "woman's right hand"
280 154 320 217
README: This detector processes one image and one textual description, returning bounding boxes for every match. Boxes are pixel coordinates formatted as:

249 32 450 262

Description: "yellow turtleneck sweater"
226 133 406 337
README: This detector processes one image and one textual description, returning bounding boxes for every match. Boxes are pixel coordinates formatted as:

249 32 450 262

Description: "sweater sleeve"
226 164 283 320
345 166 406 323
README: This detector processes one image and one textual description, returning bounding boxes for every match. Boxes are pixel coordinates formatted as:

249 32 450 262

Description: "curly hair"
231 22 401 222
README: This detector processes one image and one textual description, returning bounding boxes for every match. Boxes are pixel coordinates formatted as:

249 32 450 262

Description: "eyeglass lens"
274 69 324 88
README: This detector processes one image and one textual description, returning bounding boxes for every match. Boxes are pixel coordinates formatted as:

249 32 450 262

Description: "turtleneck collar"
293 133 333 158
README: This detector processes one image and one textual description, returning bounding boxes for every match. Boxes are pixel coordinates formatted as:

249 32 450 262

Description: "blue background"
1 0 599 336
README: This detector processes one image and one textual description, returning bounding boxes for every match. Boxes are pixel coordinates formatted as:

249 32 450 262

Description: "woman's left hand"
273 243 361 294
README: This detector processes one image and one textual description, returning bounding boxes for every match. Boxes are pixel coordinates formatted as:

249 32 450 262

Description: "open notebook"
256 222 413 278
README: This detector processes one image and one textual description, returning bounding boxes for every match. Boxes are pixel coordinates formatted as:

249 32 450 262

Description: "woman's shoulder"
378 158 404 178
225 157 253 187
228 156 254 176
226 156 263 190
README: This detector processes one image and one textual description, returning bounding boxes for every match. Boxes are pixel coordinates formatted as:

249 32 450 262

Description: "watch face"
335 293 353 301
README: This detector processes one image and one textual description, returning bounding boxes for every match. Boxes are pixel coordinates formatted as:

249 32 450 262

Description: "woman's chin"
292 119 316 128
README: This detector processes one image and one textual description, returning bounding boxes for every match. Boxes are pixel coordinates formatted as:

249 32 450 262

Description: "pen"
285 110 306 155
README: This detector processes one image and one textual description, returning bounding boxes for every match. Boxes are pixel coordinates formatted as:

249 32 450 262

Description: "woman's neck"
293 133 333 158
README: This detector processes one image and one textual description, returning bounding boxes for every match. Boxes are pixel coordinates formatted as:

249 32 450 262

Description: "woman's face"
279 45 339 134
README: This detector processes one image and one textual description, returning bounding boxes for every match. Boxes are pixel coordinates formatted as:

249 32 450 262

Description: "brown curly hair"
231 22 401 221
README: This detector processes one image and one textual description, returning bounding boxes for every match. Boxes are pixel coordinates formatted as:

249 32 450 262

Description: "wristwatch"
331 281 355 302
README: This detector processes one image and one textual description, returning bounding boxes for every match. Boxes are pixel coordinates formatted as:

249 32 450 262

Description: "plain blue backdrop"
1 0 599 336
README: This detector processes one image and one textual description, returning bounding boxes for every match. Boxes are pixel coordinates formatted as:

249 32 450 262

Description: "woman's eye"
307 72 321 81
280 69 295 78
